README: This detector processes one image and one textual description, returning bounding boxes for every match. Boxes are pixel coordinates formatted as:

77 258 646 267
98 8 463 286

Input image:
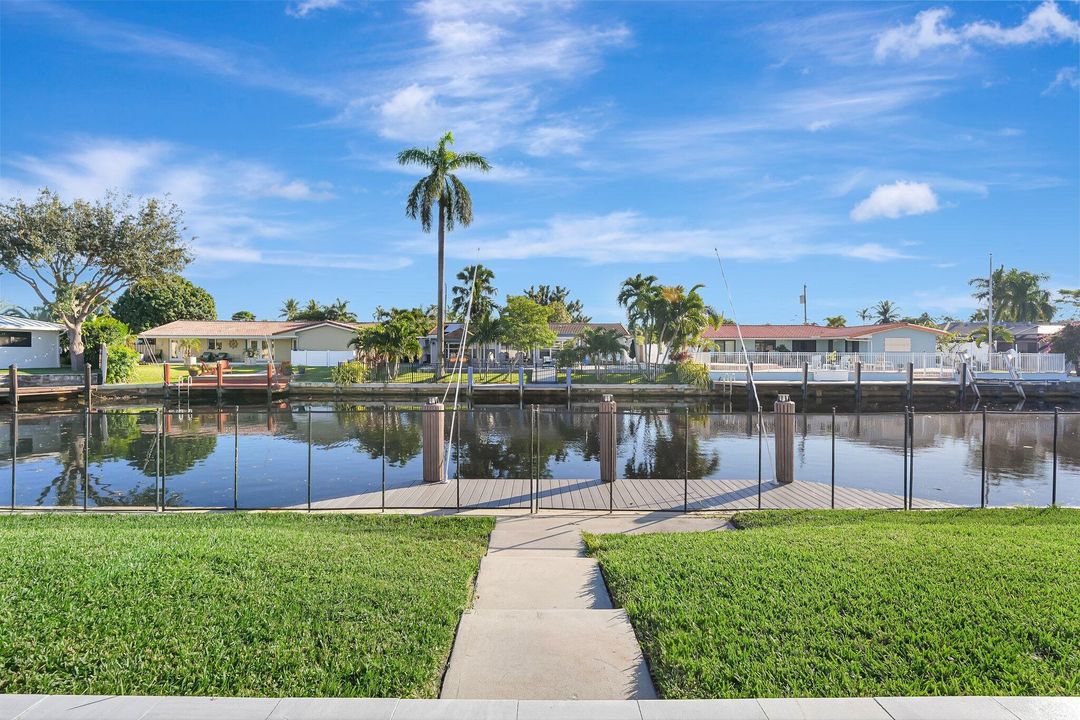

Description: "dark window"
0 331 31 348
791 340 816 352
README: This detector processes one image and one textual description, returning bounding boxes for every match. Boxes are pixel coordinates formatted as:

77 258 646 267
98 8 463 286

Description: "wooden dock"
301 477 947 511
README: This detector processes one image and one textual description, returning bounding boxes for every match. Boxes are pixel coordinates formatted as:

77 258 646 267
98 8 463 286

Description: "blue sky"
1 0 1077 324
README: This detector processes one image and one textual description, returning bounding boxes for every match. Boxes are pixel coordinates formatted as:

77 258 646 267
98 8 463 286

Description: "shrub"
675 360 710 388
82 316 130 366
330 361 369 385
105 344 140 383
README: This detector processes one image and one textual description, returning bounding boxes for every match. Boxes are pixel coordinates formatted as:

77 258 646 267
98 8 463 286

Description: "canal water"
1 402 1076 509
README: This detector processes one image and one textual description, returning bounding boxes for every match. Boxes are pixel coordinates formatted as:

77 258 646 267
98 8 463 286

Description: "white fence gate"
290 350 355 367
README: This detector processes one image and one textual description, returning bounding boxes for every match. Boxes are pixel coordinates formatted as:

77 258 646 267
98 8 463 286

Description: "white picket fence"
290 350 356 367
691 350 1067 375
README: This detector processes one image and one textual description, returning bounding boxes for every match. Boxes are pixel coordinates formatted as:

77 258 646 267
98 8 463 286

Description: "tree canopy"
231 310 256 322
450 264 497 321
969 266 1055 322
0 189 192 368
523 284 590 323
499 296 556 359
112 273 216 334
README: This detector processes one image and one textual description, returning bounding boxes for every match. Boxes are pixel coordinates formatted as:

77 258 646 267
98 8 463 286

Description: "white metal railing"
691 350 1067 375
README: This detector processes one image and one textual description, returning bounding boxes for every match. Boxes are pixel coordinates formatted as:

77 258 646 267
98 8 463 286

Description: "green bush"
105 344 140 383
82 316 130 366
330 360 369 385
675 360 710 387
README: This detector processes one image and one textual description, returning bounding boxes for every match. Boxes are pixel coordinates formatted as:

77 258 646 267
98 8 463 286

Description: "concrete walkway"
3 695 1075 719
440 512 729 700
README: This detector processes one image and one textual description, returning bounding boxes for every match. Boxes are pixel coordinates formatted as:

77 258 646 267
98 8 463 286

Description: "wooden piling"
422 398 445 483
217 361 224 403
599 395 617 483
959 361 968 404
8 365 18 413
746 361 756 411
906 362 914 405
801 362 809 406
854 361 862 410
266 361 274 403
83 364 93 409
774 394 795 484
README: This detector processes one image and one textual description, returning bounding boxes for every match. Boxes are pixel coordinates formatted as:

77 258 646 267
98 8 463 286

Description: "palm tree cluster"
969 267 1055 322
279 298 357 322
349 307 429 380
618 274 722 377
557 327 625 369
522 285 590 323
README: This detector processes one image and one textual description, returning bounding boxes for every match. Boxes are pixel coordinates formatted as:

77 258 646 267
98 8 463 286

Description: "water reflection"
0 407 1075 508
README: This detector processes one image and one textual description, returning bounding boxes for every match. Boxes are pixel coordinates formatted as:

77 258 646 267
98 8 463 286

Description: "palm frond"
397 148 435 167
449 174 474 227
450 152 492 173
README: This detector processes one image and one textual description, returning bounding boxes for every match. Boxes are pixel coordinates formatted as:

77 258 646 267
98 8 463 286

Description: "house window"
883 338 911 352
0 331 31 348
791 340 816 352
207 339 223 351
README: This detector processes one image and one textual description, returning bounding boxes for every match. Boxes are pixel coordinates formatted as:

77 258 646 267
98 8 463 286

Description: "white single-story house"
939 321 1064 354
0 315 65 369
700 322 948 354
421 322 634 366
138 320 373 366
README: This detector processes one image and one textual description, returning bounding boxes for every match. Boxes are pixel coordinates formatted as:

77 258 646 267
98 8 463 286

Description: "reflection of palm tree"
619 410 720 479
343 411 422 467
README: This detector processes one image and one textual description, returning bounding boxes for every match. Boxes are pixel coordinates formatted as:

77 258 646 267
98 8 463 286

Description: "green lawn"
585 509 1080 699
0 513 493 697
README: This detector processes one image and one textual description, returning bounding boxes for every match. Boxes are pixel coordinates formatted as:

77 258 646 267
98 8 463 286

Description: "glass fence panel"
308 407 385 510
773 412 833 510
0 417 12 507
536 408 603 511
12 413 85 508
910 412 982 508
235 410 308 509
687 412 763 511
985 413 1056 507
453 407 531 510
86 410 160 508
162 410 233 509
832 413 907 510
381 408 451 509
1058 413 1080 507
615 410 685 511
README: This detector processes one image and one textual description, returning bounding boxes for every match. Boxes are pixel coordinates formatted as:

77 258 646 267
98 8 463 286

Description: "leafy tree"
523 284 590 323
279 298 300 320
900 312 937 327
577 327 625 367
1 189 192 369
969 266 1055 322
1055 289 1079 320
1051 324 1080 371
231 310 256 322
330 360 369 385
856 307 873 323
967 325 1015 347
872 300 900 323
112 273 216 334
499 296 556 364
655 284 720 366
451 264 497 322
105 344 140 383
824 315 846 327
465 313 502 371
351 307 427 380
398 131 491 377
81 316 130 366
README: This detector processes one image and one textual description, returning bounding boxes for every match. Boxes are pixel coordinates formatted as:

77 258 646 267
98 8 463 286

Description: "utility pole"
987 253 993 359
800 284 808 324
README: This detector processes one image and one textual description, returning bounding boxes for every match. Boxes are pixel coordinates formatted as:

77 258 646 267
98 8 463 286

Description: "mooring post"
801 362 809 406
83 364 93 410
466 366 474 397
266 361 274 404
854 361 862 410
599 394 617 485
422 397 446 483
217 361 224 403
518 366 525 406
163 362 171 402
746 361 756 411
99 345 108 386
9 365 17 413
1052 407 1058 507
566 365 572 404
906 362 914 405
958 361 967 404
774 394 795 484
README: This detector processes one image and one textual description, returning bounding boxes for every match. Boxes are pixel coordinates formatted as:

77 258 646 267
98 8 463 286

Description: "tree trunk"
68 319 86 372
436 202 446 380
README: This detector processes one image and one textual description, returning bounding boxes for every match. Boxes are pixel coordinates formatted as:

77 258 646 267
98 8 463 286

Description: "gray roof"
0 315 65 332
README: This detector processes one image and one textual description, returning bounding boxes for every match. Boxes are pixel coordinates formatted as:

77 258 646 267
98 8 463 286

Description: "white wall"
0 331 61 369
291 350 355 367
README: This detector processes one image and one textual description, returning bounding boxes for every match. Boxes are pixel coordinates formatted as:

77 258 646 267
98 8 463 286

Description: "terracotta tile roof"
433 322 630 340
138 320 372 338
701 323 947 340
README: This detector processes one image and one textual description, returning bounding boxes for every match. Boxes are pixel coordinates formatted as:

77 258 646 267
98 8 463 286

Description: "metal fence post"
83 408 90 511
1052 408 1058 507
386 405 390 511
902 407 909 511
683 406 689 513
757 412 762 510
11 412 17 511
980 407 987 509
908 408 915 510
155 409 161 512
830 407 836 510
161 410 167 511
233 407 239 511
307 411 313 512
530 405 536 513
455 407 461 511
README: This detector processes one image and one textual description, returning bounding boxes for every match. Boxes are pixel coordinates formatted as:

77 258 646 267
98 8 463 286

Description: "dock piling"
774 394 795 484
599 395 617 484
422 397 446 483
854 361 862 410
83 364 93 409
8 365 17 413
801 362 808 406
906 362 914 405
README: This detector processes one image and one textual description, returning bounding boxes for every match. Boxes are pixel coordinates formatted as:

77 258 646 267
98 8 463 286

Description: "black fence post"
908 408 915 510
455 407 461 512
10 412 17 511
161 410 168 512
830 407 836 510
980 407 987 509
83 408 90 511
529 406 535 513
154 409 161 512
381 405 387 512
683 406 689 513
902 407 909 511
1052 408 1059 507
757 412 762 510
307 411 313 512
233 407 239 511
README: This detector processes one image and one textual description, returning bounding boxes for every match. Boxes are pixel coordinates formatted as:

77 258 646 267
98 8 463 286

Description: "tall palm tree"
655 284 720 366
970 267 1054 322
872 300 900 324
466 314 502 371
856 307 872 323
279 298 299 320
617 274 661 371
451 264 497 321
398 131 491 377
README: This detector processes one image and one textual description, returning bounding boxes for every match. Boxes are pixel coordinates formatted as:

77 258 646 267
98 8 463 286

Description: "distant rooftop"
702 322 947 340
138 319 373 338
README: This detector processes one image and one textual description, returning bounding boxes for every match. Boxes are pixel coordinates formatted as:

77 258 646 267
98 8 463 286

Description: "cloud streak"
851 181 940 222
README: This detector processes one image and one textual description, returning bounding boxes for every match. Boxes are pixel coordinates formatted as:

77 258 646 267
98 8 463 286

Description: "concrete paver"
0 695 43 720
639 698 767 719
141 696 281 720
17 695 162 720
517 699 645 720
875 695 1021 720
758 697 892 720
473 556 612 609
391 699 518 719
268 697 398 719
993 696 1080 720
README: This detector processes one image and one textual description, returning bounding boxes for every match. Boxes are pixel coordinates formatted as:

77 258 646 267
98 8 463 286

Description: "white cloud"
1044 66 1080 94
285 0 346 18
525 125 591 156
876 1 1080 61
806 120 833 132
396 211 912 264
850 181 940 221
